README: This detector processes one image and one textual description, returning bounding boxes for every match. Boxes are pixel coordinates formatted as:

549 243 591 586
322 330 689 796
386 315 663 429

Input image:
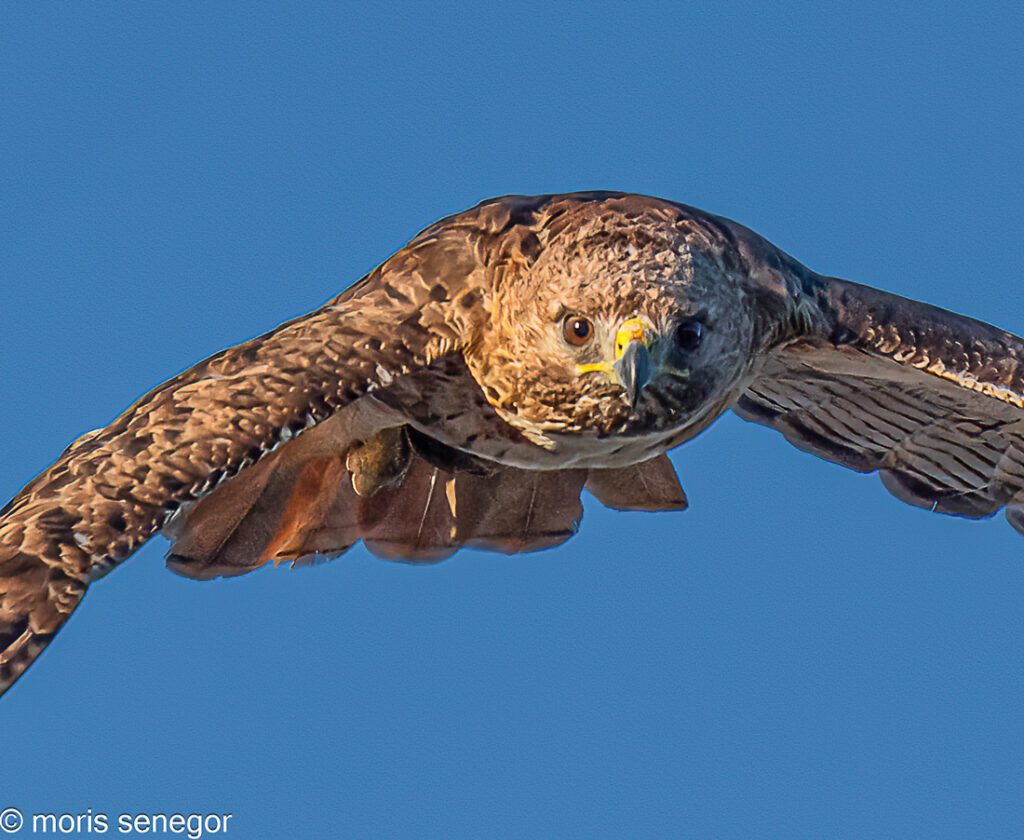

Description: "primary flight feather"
4 191 1024 696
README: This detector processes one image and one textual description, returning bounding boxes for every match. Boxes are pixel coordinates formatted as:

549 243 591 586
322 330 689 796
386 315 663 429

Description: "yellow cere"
614 316 654 358
576 316 655 379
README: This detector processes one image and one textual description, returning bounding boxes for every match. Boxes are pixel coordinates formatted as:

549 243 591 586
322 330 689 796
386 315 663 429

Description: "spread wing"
0 260 438 696
736 274 1024 532
0 194 687 697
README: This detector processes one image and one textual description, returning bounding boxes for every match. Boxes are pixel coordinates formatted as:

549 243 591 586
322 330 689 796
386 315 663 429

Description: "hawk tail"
0 545 87 698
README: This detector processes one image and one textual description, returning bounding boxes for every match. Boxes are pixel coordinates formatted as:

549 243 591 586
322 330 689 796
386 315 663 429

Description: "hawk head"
463 200 766 458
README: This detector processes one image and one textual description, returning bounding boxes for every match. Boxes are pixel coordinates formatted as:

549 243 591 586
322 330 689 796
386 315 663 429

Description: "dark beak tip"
615 342 652 408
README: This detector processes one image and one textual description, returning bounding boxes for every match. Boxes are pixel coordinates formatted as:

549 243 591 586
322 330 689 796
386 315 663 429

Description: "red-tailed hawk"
3 192 1024 696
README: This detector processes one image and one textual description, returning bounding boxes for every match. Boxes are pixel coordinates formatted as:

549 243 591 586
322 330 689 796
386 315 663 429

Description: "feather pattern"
0 213 492 692
5 191 1024 699
737 276 1024 526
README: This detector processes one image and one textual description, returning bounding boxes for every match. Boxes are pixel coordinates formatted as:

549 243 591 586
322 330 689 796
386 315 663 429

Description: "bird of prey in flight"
3 191 1024 697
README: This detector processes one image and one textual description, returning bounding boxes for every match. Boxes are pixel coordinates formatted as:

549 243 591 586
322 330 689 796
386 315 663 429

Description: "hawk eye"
562 315 594 346
675 320 704 352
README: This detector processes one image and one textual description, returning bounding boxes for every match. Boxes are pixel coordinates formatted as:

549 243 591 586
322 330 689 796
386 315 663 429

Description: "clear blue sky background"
4 3 1024 838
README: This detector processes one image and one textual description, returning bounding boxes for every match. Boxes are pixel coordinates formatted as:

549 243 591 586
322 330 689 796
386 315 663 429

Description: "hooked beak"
613 317 654 407
576 315 682 408
615 340 651 407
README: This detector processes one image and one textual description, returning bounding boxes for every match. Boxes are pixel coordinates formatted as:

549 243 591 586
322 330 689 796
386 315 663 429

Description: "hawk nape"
3 191 1024 696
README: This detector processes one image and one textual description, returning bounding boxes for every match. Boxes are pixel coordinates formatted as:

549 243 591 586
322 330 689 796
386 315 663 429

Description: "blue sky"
4 3 1024 838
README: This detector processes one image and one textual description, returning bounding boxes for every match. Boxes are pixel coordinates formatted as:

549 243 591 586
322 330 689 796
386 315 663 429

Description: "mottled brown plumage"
4 190 1024 697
